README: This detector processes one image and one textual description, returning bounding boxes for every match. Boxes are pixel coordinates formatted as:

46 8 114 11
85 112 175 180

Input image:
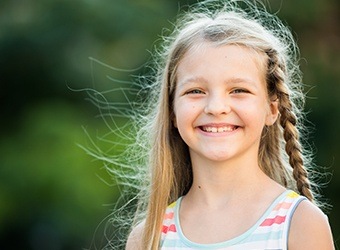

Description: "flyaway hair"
84 1 321 249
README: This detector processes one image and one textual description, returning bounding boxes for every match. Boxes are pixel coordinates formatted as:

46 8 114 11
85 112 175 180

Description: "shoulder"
125 221 145 250
288 199 334 250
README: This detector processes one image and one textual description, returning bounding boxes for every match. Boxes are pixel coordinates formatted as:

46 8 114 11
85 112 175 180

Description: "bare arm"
125 221 145 250
289 200 334 250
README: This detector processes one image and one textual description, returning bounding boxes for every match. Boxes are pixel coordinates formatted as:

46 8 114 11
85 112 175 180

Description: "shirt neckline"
174 189 292 248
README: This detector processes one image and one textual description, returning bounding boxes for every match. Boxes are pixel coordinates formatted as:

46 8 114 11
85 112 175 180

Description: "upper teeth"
202 126 235 133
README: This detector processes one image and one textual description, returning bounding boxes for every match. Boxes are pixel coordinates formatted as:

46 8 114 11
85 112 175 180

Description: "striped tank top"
160 190 306 249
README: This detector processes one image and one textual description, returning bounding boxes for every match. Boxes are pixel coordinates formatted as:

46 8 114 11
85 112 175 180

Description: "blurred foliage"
0 101 118 249
0 0 339 249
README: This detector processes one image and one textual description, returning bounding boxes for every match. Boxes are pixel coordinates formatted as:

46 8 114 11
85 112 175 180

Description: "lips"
200 125 238 133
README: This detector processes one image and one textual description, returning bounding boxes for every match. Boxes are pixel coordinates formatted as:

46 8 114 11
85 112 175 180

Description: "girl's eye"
231 88 249 94
186 89 204 95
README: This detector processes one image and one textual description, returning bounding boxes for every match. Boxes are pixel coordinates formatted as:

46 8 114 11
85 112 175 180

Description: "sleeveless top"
160 190 306 249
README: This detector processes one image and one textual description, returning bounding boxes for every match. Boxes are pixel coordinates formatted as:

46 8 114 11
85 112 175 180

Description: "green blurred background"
0 0 339 249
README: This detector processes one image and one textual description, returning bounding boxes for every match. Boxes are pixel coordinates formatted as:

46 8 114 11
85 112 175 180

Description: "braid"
278 92 314 201
266 49 314 202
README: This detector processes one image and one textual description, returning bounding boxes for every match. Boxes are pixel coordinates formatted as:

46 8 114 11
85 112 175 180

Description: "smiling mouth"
200 125 238 133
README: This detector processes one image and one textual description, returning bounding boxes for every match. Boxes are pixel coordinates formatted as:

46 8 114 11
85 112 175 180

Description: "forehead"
183 41 266 65
176 42 267 85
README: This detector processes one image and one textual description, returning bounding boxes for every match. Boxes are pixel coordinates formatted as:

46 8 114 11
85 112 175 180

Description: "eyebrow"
225 77 258 87
177 76 207 88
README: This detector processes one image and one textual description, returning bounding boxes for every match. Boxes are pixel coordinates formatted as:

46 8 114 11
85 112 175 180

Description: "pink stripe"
164 212 174 220
162 224 176 234
273 201 293 211
260 215 286 226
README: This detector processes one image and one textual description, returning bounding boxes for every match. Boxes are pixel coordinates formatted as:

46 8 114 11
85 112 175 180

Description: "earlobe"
265 100 279 126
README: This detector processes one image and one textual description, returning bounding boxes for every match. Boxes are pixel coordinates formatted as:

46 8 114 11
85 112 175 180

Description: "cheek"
236 99 268 125
174 102 198 129
174 99 197 116
175 108 190 125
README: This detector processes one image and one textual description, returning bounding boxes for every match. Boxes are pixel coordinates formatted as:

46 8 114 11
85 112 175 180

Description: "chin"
204 153 235 163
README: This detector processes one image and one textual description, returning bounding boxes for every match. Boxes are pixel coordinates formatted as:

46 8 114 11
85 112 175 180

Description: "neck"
186 153 276 208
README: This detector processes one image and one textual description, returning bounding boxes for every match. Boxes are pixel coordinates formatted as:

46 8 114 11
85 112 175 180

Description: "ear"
265 99 279 126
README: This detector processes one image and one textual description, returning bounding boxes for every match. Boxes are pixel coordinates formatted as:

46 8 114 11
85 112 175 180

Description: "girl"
122 0 335 249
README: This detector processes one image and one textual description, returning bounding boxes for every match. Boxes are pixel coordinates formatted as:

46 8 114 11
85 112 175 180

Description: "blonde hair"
88 1 320 249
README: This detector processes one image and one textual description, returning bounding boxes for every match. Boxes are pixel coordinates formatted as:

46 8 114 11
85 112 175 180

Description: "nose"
204 93 231 115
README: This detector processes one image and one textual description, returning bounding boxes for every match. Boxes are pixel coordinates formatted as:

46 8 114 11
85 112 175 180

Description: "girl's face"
173 43 278 165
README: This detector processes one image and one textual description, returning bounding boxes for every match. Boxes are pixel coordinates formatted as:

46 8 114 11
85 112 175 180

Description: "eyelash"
184 88 250 95
185 89 205 95
231 88 249 94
